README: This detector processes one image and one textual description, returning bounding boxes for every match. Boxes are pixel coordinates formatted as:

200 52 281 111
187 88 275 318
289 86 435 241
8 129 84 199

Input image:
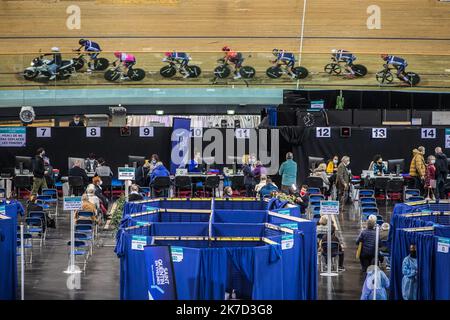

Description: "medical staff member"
402 244 418 300
360 265 390 300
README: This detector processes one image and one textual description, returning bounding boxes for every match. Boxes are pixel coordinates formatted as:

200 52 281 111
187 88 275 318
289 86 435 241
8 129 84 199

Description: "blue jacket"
150 164 169 184
373 162 388 175
188 159 201 173
279 159 297 186
402 255 418 300
356 228 380 257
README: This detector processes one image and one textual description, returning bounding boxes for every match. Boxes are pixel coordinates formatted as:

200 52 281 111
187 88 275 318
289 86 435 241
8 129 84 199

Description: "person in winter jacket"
434 147 448 201
409 146 426 192
424 155 436 200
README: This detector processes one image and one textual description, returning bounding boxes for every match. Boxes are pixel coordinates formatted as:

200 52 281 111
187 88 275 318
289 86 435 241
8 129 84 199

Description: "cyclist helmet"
331 49 337 54
272 48 279 56
222 46 231 52
114 51 121 58
51 47 60 52
380 53 388 60
79 39 87 45
164 52 172 57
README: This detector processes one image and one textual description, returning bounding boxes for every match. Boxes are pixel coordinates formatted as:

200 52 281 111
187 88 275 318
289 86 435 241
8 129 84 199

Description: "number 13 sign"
372 128 387 139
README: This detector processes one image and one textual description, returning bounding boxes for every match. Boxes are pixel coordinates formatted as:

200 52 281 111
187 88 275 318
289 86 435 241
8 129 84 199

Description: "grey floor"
18 199 394 300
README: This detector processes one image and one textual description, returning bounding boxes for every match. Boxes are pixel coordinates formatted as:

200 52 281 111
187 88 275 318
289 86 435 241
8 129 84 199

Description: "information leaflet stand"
63 196 82 274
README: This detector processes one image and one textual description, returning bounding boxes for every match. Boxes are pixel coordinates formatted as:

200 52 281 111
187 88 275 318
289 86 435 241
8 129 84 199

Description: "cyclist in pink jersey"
114 52 136 78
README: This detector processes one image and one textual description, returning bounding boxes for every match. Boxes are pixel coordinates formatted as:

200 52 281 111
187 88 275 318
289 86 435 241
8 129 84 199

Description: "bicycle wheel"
353 64 367 77
376 70 393 84
128 68 146 81
187 65 202 78
406 72 420 86
72 58 84 71
104 69 121 81
241 66 255 79
324 63 341 75
266 66 282 78
94 58 109 71
23 69 38 80
214 65 231 78
160 65 176 78
293 66 308 79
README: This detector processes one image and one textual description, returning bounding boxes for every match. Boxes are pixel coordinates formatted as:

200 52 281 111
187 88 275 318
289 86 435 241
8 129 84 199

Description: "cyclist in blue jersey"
271 49 296 79
77 39 102 72
331 49 357 78
381 54 409 83
163 51 191 78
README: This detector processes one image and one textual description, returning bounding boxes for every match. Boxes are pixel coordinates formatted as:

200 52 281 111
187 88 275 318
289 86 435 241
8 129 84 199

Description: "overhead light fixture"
227 110 235 115
19 106 35 124
156 110 164 115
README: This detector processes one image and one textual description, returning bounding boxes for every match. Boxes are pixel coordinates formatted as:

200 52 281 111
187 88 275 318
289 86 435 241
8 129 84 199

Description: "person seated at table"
84 153 99 173
92 176 109 211
135 160 150 187
223 186 233 198
294 184 309 214
95 157 113 177
255 175 268 194
150 162 170 197
188 151 203 173
326 155 339 174
69 160 89 187
149 154 159 173
128 184 144 202
312 163 331 192
258 177 278 200
252 160 266 183
320 225 345 272
372 155 388 176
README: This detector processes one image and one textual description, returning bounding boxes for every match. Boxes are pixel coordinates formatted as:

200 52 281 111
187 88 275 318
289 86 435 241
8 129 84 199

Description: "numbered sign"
372 128 387 139
139 127 154 137
235 128 250 139
421 128 436 139
86 127 101 138
36 127 51 138
316 127 331 138
190 127 203 138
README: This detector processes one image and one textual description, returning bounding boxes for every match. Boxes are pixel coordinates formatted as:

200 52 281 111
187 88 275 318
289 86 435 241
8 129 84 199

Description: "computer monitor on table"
128 155 145 168
388 159 405 175
68 157 86 171
308 156 324 172
15 156 33 174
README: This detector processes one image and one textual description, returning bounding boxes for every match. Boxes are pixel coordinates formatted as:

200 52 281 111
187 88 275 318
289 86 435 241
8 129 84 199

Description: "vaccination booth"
389 201 450 300
115 198 317 300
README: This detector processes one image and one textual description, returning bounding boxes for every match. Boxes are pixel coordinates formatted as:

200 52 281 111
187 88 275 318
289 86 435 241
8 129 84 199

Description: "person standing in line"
31 147 48 195
356 218 379 272
278 152 297 194
336 156 351 212
424 155 436 200
434 147 448 202
409 146 426 193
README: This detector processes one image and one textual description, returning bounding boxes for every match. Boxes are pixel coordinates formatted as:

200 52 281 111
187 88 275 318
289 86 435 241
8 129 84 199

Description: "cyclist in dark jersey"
222 46 244 79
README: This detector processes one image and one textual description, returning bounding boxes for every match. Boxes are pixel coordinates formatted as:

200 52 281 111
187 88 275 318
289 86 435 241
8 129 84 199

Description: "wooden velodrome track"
0 0 449 90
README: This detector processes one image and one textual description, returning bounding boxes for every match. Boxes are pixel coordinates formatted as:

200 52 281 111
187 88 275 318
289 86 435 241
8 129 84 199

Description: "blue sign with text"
144 245 177 300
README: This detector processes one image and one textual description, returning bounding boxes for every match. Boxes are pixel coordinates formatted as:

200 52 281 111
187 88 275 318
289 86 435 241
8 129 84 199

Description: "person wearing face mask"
336 156 351 212
31 147 48 195
149 154 160 173
294 184 309 214
326 155 339 174
402 244 418 300
69 114 85 127
223 186 234 198
372 155 388 176
434 146 448 202
425 155 436 200
409 146 426 193
92 176 109 211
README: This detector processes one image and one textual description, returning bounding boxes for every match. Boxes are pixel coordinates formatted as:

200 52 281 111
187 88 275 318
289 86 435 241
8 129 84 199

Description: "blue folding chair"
25 217 45 247
404 189 420 200
310 194 325 201
360 197 376 204
308 187 321 195
361 202 377 209
310 200 321 208
67 240 89 272
408 196 424 202
17 233 33 264
361 207 379 220
359 189 375 198
376 215 384 225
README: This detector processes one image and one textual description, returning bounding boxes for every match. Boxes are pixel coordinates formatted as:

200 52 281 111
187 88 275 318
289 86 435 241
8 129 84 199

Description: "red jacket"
425 164 436 188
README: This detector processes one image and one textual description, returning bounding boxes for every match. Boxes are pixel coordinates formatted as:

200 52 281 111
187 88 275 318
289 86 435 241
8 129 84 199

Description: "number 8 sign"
86 127 101 138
